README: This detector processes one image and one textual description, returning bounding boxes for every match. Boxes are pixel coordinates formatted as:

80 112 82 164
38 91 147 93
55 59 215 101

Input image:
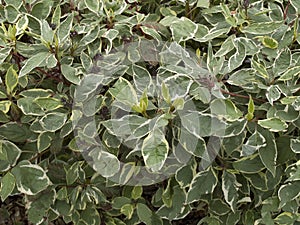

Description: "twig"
283 0 291 21
220 89 267 103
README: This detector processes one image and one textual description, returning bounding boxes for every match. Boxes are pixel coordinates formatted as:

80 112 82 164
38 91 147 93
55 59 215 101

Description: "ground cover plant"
0 0 300 224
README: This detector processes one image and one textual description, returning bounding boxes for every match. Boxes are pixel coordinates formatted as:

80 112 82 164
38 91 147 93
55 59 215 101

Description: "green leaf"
226 211 241 225
5 66 18 95
290 0 300 13
61 64 81 84
0 90 7 99
80 205 101 225
40 112 67 132
89 146 120 177
278 181 300 207
31 1 52 20
187 168 218 203
262 36 278 49
246 96 255 121
232 154 265 173
0 122 32 142
16 15 29 36
210 99 243 122
266 85 281 105
273 48 291 75
0 140 22 172
0 171 15 201
142 129 169 172
0 100 11 113
278 66 300 81
102 29 119 52
34 97 63 111
112 196 131 209
4 0 22 9
57 13 73 44
37 132 54 152
11 160 52 195
190 85 211 104
197 0 210 8
136 203 152 224
258 118 288 132
17 97 45 116
210 199 231 216
157 185 189 220
121 204 134 219
274 212 298 225
198 216 221 225
227 41 246 73
27 189 56 224
181 111 227 137
51 4 61 26
162 82 171 104
66 162 81 185
215 35 235 57
258 128 278 176
41 19 54 43
109 77 138 108
241 21 283 35
222 171 240 211
85 0 100 14
251 60 269 79
170 17 198 42
19 51 50 77
242 130 266 156
4 4 20 23
131 186 143 200
172 97 185 110
80 51 92 71
290 138 300 153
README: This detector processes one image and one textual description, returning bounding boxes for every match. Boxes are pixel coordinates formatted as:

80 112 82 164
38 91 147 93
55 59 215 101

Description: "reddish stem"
220 89 267 103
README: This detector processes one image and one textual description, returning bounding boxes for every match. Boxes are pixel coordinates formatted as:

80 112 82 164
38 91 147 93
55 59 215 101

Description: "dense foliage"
0 0 300 224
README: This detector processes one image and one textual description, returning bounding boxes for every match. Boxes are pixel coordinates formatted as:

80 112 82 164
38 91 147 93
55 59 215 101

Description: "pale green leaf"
57 13 73 44
89 146 120 177
242 130 266 156
258 118 288 132
40 112 67 132
187 168 218 203
197 0 210 8
121 204 134 219
278 181 300 207
19 51 50 77
85 0 100 14
11 160 52 195
266 85 281 105
210 99 243 122
290 138 300 153
290 0 300 13
109 77 138 108
278 66 300 81
232 154 265 173
0 171 15 201
61 64 80 84
0 140 22 172
142 129 169 172
222 171 240 211
0 100 11 113
5 66 18 95
241 21 283 35
4 5 20 23
34 97 63 111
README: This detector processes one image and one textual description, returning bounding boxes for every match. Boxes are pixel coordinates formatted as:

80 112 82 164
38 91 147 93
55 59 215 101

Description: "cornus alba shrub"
0 0 300 224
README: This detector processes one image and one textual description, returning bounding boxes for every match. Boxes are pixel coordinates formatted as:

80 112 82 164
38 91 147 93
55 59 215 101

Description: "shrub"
0 0 299 224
